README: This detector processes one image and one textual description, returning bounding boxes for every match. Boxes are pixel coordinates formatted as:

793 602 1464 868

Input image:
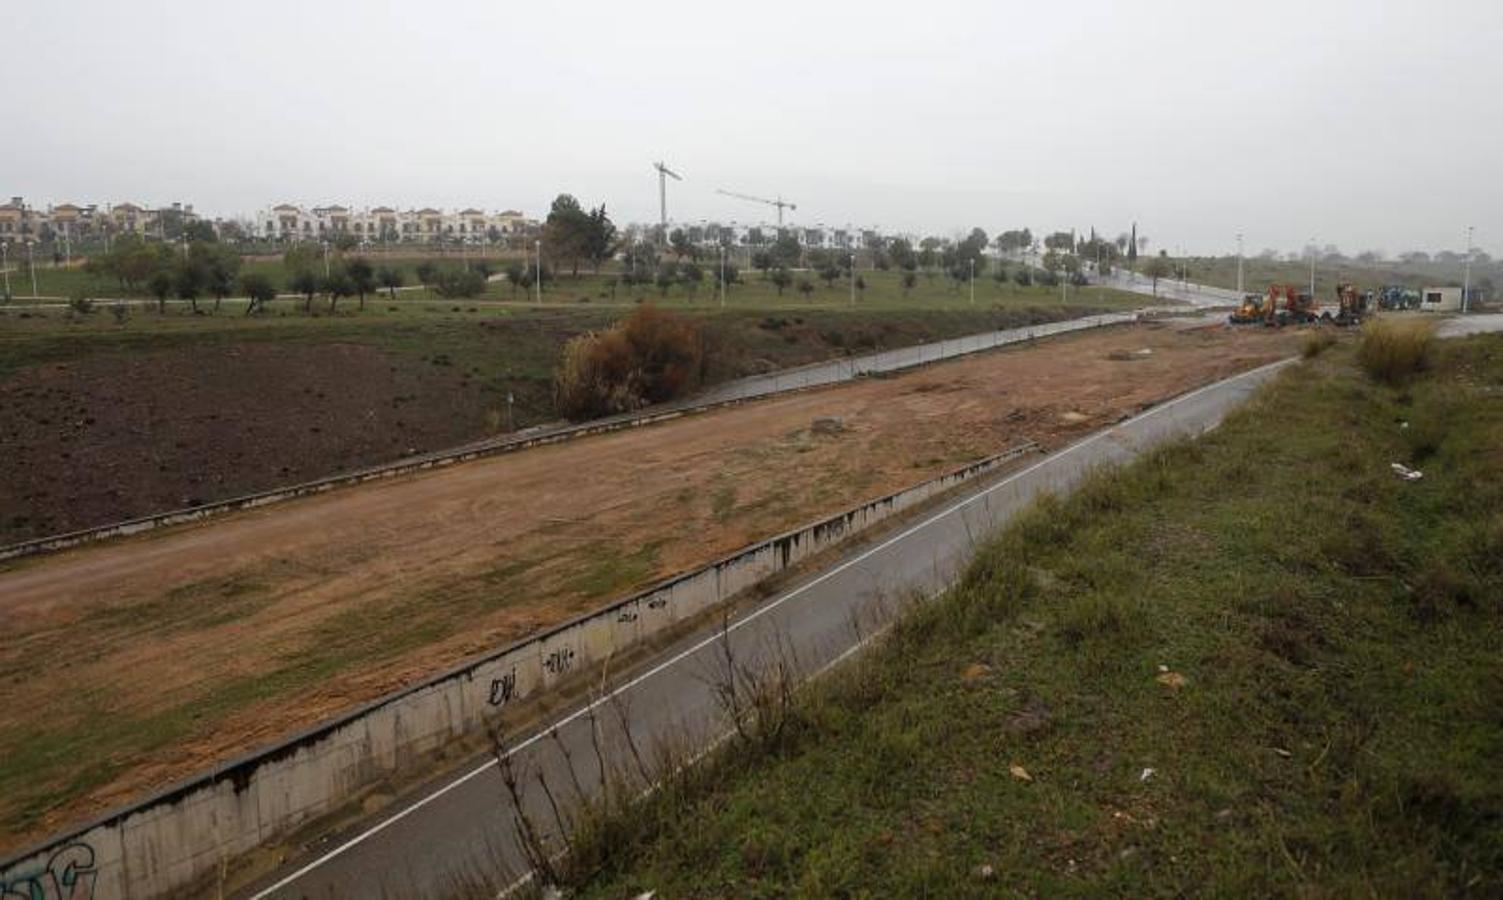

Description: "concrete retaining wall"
0 442 1038 900
0 311 1138 564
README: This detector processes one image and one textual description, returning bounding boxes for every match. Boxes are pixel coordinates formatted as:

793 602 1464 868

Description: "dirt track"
0 320 1299 848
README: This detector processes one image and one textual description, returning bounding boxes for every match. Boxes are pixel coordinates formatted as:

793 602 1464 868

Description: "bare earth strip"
0 321 1298 850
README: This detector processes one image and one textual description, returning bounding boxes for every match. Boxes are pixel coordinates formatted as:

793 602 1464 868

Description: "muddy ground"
0 304 1102 543
0 320 1300 850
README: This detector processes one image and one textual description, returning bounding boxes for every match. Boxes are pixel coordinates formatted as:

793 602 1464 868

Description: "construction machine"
1326 282 1369 325
1377 285 1422 310
1229 292 1268 324
1228 284 1321 326
1281 287 1319 324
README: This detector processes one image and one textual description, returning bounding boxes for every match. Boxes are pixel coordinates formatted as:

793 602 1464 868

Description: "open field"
0 321 1299 853
572 334 1503 898
0 277 1146 543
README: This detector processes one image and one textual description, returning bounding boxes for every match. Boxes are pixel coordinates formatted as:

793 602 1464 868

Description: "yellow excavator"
1231 284 1314 326
1230 291 1273 324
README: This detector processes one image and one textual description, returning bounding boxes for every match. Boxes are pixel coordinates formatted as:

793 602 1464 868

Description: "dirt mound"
0 342 486 540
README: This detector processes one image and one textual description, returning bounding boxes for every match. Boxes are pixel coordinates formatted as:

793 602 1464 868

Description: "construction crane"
653 161 682 242
716 188 797 226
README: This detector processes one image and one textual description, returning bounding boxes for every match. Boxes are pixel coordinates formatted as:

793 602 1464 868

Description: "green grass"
0 272 1145 421
1358 318 1436 385
1171 254 1500 301
564 336 1503 897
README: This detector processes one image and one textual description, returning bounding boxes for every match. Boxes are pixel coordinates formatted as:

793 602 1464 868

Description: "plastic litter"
1390 462 1424 481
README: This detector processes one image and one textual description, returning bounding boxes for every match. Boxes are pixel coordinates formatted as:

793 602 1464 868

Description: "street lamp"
535 239 542 304
1308 237 1317 297
850 251 857 306
968 258 974 305
1462 225 1474 314
27 240 39 299
1 240 9 301
1236 232 1244 294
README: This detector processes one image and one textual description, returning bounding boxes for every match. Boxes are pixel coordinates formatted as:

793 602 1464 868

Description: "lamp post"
322 240 330 278
1236 232 1244 294
28 240 39 298
1462 225 1474 314
535 239 542 304
719 244 726 309
1 241 9 301
968 258 974 305
1308 237 1317 297
850 251 856 306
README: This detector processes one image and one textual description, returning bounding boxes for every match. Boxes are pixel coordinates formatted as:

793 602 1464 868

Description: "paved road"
1437 312 1503 337
240 358 1294 900
1099 270 1244 309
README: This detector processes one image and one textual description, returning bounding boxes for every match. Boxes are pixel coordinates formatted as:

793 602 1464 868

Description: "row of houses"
0 198 539 246
253 205 536 244
0 198 199 242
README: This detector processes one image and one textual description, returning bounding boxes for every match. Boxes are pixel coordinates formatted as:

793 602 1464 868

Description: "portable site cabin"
1420 286 1462 312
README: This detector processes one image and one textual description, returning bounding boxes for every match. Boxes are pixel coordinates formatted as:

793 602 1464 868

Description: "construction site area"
0 318 1300 854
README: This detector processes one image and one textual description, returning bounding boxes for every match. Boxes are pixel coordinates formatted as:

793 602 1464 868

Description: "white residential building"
254 204 535 245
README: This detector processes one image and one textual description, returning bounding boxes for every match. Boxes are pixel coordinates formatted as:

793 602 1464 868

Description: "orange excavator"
1281 285 1319 324
1230 284 1320 326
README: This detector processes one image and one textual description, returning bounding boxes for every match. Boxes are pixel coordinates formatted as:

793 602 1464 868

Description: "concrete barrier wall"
0 442 1039 900
0 311 1138 564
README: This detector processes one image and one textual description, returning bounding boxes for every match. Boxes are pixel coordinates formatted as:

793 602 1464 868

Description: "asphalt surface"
1099 270 1244 308
239 357 1295 900
1437 312 1503 337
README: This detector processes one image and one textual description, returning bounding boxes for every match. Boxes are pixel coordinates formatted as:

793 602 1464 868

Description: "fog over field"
4 0 1499 254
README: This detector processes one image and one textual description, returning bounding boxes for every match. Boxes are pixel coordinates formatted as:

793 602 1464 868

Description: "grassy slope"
0 273 1144 414
1176 254 1500 300
575 337 1503 897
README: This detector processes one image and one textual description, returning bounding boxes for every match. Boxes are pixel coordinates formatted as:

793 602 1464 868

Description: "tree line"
83 233 494 314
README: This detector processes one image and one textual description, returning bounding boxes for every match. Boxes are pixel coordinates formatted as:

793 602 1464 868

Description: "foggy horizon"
6 0 1499 257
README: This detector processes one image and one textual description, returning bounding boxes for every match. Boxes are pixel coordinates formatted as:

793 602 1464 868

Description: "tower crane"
716 188 797 226
653 161 682 242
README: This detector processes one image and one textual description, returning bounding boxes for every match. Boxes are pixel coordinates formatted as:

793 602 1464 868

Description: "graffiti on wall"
487 668 516 707
1 842 97 900
543 646 575 676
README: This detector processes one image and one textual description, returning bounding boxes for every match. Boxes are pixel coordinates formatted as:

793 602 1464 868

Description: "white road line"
248 357 1293 898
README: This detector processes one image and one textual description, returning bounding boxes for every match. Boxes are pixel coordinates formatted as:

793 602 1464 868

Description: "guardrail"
0 310 1140 563
0 441 1040 900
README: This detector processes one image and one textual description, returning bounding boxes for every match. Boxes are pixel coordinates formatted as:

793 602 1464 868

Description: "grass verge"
548 336 1503 897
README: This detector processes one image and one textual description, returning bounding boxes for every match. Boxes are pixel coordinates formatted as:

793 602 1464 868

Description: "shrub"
1357 319 1434 385
555 304 705 419
1302 329 1337 358
432 267 487 299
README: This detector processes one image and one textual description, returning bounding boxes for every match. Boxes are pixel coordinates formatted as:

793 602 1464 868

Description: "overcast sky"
5 0 1499 256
